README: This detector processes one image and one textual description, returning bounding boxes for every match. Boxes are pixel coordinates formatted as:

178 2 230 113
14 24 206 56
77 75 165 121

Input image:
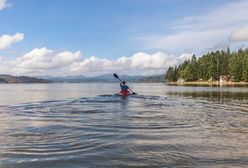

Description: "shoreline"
166 81 248 85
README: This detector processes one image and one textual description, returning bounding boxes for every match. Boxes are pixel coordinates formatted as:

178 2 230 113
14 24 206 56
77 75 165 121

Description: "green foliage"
165 67 174 82
165 48 248 82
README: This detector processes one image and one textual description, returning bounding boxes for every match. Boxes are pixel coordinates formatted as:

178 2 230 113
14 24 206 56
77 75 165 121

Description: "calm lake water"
0 83 248 168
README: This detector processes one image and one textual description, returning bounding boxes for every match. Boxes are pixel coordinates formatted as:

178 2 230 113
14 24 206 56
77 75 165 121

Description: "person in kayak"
120 81 130 95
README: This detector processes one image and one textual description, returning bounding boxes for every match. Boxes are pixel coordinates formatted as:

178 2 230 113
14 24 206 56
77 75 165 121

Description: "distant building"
219 75 229 83
208 77 213 82
177 78 185 83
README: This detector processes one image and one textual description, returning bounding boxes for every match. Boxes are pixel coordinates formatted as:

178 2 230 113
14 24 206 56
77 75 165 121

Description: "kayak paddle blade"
113 73 119 79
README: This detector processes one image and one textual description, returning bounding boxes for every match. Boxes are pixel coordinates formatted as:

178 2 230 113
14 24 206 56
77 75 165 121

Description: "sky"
0 0 248 76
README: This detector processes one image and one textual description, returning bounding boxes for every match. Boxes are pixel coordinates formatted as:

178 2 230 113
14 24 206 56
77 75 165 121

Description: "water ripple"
0 94 248 168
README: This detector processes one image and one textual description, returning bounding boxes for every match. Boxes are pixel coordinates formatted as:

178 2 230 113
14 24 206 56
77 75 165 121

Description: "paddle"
113 73 136 94
113 73 122 82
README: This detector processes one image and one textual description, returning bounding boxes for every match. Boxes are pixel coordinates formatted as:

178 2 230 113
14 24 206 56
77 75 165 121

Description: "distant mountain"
0 74 165 84
0 73 165 84
139 74 165 83
90 74 145 83
0 75 50 84
37 75 88 83
39 74 145 83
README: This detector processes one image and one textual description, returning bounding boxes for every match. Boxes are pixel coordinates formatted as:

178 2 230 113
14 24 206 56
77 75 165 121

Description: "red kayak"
119 90 130 96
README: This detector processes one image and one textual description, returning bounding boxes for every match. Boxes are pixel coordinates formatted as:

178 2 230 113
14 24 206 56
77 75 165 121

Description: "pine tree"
165 47 248 82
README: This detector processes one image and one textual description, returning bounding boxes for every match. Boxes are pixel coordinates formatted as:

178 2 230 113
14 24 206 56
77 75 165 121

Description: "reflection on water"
167 91 248 101
0 84 248 168
166 84 248 102
167 83 248 87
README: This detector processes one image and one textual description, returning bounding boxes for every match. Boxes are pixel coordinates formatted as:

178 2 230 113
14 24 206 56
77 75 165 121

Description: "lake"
0 83 248 168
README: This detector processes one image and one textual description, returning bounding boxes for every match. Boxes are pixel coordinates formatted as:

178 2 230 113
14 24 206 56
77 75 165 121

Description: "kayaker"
114 73 136 95
120 81 130 95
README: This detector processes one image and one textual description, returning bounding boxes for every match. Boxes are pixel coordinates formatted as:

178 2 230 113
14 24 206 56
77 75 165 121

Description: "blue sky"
0 0 248 76
0 0 235 58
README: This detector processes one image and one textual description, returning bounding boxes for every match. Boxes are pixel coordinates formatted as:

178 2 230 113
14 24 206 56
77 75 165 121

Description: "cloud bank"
0 0 10 10
0 33 24 50
0 47 192 76
230 26 248 42
0 0 193 76
138 0 248 53
3 1 247 76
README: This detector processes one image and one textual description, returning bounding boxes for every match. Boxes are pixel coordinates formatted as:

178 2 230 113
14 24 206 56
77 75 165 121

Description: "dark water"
0 84 248 168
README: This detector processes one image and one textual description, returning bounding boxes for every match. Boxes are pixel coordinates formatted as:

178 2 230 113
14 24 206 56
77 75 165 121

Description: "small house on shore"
177 78 185 83
219 75 230 83
208 77 213 82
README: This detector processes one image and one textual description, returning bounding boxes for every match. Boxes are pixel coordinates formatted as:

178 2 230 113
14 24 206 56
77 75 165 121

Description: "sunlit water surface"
0 83 248 168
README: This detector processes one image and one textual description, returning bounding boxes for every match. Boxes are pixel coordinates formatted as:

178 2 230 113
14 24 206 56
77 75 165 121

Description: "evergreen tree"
165 48 248 82
165 67 175 82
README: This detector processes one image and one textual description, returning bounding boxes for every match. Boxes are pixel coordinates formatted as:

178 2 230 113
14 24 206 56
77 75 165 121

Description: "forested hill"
165 48 248 82
139 74 165 83
0 75 50 83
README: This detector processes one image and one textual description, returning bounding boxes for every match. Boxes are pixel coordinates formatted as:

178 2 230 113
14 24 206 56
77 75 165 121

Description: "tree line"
165 47 248 82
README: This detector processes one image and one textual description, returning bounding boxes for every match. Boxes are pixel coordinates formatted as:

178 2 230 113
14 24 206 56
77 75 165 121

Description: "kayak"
119 90 130 96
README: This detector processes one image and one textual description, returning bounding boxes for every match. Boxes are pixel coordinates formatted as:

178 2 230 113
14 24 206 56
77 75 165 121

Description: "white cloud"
230 26 248 42
0 33 24 50
143 28 232 52
70 52 192 76
137 0 248 53
0 57 11 74
0 0 10 10
0 47 192 76
13 47 81 75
